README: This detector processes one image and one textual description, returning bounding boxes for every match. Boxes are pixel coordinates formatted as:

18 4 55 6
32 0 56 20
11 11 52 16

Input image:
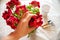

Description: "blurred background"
0 0 60 40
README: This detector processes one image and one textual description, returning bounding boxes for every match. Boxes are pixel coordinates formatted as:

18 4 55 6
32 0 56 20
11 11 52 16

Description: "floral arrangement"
2 0 43 30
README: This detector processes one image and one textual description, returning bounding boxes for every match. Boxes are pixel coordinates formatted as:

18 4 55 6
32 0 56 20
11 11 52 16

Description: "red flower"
15 6 20 15
15 5 28 15
19 5 28 13
11 24 16 29
2 0 42 30
6 0 21 9
29 15 43 28
2 9 12 20
30 1 40 8
6 1 14 9
11 0 20 6
6 15 19 29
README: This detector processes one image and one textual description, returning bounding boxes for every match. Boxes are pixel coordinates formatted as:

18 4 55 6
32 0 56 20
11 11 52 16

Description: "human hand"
2 12 36 40
15 12 36 38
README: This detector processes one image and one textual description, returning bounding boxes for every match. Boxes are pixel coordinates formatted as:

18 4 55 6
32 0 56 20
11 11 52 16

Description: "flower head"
6 0 21 9
29 15 43 28
2 0 42 30
11 0 20 5
30 1 40 8
15 5 28 15
6 15 19 29
19 5 28 13
2 9 12 20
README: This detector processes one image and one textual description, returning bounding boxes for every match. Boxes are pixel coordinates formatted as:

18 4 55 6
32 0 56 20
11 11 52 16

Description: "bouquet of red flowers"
2 0 43 29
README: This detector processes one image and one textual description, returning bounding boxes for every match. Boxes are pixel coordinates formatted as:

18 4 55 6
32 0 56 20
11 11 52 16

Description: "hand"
2 12 36 40
14 12 36 38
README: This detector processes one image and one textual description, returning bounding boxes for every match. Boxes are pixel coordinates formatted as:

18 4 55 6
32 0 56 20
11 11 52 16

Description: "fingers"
24 12 36 22
21 12 31 19
21 12 36 22
21 13 26 19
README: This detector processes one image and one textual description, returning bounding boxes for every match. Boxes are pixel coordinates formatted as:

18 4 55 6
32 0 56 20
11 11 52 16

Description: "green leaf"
35 8 39 12
20 10 23 13
26 5 32 11
13 13 18 17
29 8 37 14
13 13 21 19
27 5 40 14
30 8 39 14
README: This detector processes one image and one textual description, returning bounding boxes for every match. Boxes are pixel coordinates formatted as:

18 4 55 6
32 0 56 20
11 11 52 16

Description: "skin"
2 12 36 40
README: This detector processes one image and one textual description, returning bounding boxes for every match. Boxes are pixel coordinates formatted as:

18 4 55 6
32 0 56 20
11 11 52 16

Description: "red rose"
2 9 12 20
29 15 43 28
6 0 21 9
11 0 20 6
2 0 43 30
30 1 40 8
19 5 28 13
11 24 16 29
15 5 28 15
6 15 19 29
6 1 14 9
15 6 20 15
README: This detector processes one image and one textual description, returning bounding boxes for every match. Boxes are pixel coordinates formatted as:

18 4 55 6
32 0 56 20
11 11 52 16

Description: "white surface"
0 0 60 40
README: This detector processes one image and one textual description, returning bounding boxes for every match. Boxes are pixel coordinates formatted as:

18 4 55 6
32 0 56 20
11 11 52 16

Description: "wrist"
8 31 22 40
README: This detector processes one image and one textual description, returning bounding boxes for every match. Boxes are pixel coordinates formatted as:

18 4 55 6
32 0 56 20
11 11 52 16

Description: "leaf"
26 5 32 11
13 13 21 19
